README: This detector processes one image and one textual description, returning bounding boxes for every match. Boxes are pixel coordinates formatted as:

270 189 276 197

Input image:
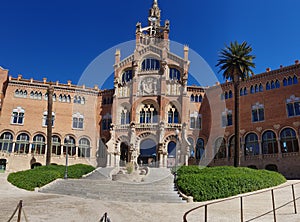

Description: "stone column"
185 154 189 166
258 139 262 159
115 153 120 167
164 154 168 168
106 153 111 167
277 138 282 154
159 153 163 168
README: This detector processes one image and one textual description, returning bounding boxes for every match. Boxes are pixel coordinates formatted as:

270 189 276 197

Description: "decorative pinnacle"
153 0 158 6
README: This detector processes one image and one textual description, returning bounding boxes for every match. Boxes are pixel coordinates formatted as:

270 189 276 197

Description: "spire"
149 0 161 26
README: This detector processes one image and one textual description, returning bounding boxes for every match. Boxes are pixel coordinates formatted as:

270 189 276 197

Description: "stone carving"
240 129 246 135
273 124 281 130
256 127 263 132
293 121 300 127
139 77 159 95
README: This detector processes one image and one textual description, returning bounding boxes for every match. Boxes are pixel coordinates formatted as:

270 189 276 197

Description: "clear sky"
1 0 300 87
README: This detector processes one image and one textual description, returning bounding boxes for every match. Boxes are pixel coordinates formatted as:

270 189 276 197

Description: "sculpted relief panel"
138 77 160 96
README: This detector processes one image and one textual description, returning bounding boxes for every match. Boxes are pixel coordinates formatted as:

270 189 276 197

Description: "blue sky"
1 0 300 88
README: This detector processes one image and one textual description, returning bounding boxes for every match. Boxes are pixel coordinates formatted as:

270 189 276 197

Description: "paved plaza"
0 170 299 222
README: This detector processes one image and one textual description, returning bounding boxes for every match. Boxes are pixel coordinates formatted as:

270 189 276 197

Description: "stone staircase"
39 167 184 203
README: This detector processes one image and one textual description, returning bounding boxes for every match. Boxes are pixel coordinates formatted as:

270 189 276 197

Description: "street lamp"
64 136 70 179
174 128 180 181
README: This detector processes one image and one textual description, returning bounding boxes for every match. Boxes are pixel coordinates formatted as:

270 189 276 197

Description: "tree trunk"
233 74 241 167
46 85 54 166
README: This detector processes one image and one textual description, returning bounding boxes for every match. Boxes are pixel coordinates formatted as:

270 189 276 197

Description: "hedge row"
176 166 286 202
7 164 95 191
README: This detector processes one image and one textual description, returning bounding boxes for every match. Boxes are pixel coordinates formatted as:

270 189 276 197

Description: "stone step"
40 168 184 203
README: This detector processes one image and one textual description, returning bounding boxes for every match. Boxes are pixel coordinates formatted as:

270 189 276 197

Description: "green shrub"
176 166 286 202
7 164 95 191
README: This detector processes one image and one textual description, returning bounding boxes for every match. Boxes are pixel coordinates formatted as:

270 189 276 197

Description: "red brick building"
0 0 299 178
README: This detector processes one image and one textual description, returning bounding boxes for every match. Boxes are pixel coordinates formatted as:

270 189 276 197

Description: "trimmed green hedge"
176 166 286 202
7 164 95 191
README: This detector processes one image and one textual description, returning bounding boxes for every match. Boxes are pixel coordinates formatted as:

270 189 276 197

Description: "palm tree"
216 41 255 167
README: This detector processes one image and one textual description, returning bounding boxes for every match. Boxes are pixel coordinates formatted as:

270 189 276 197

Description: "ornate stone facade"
0 1 299 178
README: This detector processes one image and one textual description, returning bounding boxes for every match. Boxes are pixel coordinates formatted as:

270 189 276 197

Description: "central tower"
106 0 191 168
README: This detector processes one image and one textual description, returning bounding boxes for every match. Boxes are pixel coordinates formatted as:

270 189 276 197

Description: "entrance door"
120 142 129 166
139 139 157 167
0 159 7 171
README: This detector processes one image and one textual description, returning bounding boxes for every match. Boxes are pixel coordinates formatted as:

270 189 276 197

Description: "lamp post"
174 128 180 181
64 136 69 179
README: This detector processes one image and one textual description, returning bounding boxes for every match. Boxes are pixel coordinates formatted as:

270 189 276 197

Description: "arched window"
228 90 233 98
255 84 259 93
245 133 259 156
121 70 133 83
167 141 176 157
139 104 158 124
169 68 180 80
288 77 293 85
81 97 86 104
195 95 199 102
78 138 90 158
187 137 194 158
32 134 46 155
262 131 278 154
199 95 203 102
271 81 275 89
259 83 263 92
77 96 81 104
266 82 271 90
15 133 30 154
167 106 179 124
240 88 244 96
280 128 299 153
244 87 248 95
214 137 226 159
293 75 298 84
14 89 19 97
11 107 25 125
225 91 228 99
250 86 255 94
195 138 204 160
190 94 194 102
141 58 160 70
121 108 130 125
283 78 288 86
51 136 61 155
275 80 280 88
0 132 13 153
63 136 76 156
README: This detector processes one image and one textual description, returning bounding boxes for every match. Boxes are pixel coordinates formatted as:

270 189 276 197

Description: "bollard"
292 184 297 214
240 196 244 222
17 200 22 222
204 205 207 222
271 190 276 222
